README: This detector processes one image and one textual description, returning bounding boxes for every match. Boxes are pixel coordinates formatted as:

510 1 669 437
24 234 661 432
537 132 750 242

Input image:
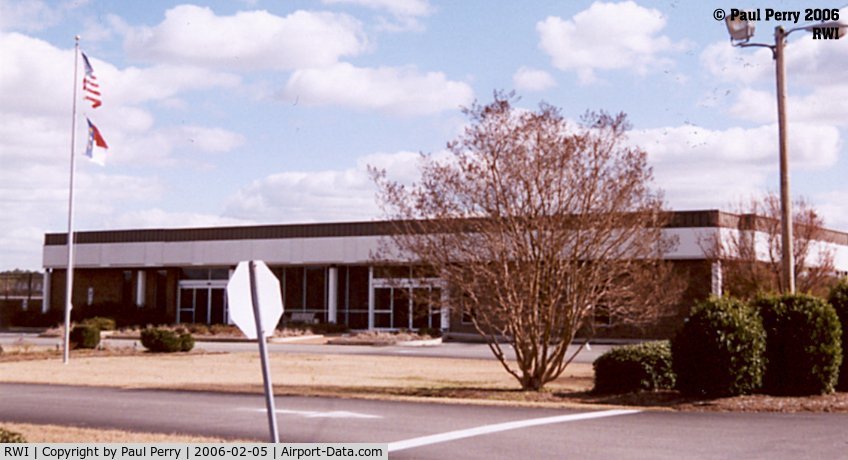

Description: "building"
0 271 44 328
40 210 848 337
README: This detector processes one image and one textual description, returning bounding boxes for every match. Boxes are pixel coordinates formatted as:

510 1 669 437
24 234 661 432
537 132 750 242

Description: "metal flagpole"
63 36 81 364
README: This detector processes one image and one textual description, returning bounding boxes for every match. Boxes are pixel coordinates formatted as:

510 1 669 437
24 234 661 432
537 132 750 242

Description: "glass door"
177 280 228 324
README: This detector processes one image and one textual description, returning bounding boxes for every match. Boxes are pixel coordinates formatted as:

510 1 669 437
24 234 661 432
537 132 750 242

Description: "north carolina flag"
81 51 101 109
85 118 108 165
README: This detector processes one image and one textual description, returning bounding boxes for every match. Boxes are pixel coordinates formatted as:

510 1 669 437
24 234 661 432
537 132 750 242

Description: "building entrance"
371 279 444 330
177 280 228 324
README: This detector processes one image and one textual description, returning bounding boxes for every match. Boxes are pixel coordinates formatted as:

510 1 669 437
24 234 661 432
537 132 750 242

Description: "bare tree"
370 94 681 391
704 193 836 298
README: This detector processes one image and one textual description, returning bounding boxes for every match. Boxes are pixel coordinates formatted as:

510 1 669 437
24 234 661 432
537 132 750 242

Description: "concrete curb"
397 337 443 347
102 334 327 344
326 336 443 347
268 334 325 343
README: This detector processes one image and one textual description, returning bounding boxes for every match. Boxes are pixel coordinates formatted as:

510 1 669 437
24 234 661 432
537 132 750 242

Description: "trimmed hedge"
140 328 195 353
69 324 101 349
755 294 842 395
827 279 848 391
672 296 766 397
593 341 675 393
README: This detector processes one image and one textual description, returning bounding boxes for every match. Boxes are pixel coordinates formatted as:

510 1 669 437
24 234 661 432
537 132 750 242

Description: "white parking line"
387 409 640 453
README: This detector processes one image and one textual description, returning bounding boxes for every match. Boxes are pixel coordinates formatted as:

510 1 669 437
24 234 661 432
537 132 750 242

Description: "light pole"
725 14 847 294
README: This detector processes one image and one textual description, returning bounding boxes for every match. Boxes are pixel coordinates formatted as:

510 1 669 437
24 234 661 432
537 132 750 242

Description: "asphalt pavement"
1 383 846 459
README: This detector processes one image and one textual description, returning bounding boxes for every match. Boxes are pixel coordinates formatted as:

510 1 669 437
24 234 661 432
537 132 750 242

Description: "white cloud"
699 41 772 86
816 190 848 230
169 125 245 153
321 0 433 31
727 86 848 128
0 30 249 269
284 62 473 115
702 8 848 87
0 0 61 32
107 64 241 105
322 0 432 17
0 33 74 116
0 162 167 269
106 208 253 230
0 31 244 165
123 5 368 70
537 1 684 84
224 151 423 222
513 67 556 92
629 123 841 209
701 12 848 126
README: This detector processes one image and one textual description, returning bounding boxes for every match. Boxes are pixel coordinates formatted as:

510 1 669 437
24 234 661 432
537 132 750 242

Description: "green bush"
140 327 194 353
828 279 848 391
672 296 765 397
178 332 195 352
0 427 26 443
593 341 675 393
70 324 101 349
82 316 116 331
755 294 842 395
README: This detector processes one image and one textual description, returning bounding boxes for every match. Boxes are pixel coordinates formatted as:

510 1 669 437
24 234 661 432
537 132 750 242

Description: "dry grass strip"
0 350 593 394
0 421 248 442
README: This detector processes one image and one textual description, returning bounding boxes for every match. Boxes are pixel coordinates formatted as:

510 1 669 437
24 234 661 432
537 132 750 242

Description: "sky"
1 0 848 271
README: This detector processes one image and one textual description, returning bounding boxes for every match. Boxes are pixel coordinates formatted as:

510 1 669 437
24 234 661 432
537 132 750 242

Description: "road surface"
1 383 846 459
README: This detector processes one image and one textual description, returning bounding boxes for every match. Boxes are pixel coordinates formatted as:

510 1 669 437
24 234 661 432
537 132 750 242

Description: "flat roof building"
40 210 848 338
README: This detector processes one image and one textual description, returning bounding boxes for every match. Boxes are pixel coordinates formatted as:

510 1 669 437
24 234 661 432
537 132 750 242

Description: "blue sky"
1 0 847 270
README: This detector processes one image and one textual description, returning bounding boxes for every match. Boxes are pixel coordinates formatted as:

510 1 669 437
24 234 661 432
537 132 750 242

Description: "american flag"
81 52 101 109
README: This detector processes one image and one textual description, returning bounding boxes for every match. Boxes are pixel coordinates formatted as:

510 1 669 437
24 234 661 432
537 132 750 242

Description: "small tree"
371 94 682 391
703 194 836 298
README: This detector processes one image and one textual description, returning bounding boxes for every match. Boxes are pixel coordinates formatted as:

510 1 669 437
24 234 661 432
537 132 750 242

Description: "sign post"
227 260 284 443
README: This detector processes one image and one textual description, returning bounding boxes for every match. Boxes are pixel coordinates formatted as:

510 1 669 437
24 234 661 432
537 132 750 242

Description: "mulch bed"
272 385 848 413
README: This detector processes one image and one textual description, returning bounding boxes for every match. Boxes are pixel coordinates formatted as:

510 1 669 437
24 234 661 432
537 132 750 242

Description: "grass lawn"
0 347 593 404
0 422 248 443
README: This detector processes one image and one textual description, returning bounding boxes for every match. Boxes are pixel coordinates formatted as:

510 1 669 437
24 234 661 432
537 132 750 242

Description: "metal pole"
773 26 795 294
64 36 81 363
249 260 280 443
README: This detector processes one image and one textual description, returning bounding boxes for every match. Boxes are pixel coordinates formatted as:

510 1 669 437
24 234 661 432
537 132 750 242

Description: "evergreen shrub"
755 294 842 395
593 341 675 393
140 327 194 353
672 296 765 397
69 324 101 349
828 279 848 391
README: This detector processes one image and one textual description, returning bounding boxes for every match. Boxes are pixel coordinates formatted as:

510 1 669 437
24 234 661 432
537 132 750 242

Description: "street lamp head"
725 15 756 43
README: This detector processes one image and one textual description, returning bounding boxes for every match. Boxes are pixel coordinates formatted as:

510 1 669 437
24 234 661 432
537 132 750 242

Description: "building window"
593 304 612 328
180 268 229 280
